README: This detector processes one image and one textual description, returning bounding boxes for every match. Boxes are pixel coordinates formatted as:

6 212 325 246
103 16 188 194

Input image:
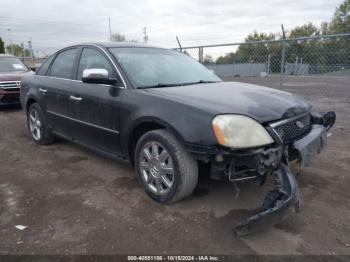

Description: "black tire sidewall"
135 131 182 204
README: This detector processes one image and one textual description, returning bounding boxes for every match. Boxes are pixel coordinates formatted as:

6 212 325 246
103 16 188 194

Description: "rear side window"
36 55 54 76
49 48 78 79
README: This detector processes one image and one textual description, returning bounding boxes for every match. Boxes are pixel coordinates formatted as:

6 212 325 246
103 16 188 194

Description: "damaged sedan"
20 43 335 235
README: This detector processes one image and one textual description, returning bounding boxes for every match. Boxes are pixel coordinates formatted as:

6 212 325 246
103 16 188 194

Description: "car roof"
78 42 166 49
53 42 176 57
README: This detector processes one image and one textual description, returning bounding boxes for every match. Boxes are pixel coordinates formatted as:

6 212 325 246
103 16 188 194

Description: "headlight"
212 114 274 148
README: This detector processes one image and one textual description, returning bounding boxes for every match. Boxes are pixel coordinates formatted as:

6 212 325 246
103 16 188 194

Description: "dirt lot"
0 75 349 255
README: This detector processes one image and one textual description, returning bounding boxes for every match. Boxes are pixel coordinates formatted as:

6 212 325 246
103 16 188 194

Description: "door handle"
69 95 82 101
39 88 47 93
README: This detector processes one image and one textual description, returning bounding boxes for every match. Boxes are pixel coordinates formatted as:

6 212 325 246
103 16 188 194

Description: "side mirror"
82 68 116 85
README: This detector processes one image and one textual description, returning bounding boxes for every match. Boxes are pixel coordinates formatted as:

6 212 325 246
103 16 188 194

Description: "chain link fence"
179 33 350 86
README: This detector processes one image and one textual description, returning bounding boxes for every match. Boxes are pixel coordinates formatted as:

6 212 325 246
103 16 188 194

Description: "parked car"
20 43 335 235
0 54 33 106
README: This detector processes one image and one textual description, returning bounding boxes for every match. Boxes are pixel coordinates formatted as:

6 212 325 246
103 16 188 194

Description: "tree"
213 0 350 74
244 31 276 42
6 44 30 57
320 0 350 72
0 37 5 54
328 0 350 33
216 31 280 71
289 23 319 38
110 33 126 42
286 23 321 70
203 54 214 64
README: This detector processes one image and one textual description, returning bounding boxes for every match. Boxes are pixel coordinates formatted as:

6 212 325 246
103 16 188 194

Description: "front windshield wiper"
138 80 220 89
137 83 183 89
181 80 220 86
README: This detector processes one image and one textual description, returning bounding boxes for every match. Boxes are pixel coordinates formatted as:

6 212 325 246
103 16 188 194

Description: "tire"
135 129 198 204
27 103 54 145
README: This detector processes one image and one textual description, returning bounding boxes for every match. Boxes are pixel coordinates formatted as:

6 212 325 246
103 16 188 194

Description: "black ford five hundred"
20 43 335 235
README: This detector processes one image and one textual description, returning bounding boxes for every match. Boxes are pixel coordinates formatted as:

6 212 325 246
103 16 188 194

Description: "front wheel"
135 129 198 204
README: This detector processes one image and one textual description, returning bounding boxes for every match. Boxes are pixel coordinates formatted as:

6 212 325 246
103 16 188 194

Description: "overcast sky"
0 0 344 57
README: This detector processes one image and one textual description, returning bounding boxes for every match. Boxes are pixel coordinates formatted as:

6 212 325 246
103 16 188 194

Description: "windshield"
109 47 221 88
0 57 29 73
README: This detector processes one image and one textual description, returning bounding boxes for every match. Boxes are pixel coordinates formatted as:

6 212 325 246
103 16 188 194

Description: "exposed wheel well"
128 122 166 165
26 98 37 112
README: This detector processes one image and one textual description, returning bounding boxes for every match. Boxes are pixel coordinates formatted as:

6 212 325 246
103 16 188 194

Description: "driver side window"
77 48 117 81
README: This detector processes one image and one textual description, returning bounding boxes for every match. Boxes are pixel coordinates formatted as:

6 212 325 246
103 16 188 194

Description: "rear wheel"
135 129 198 204
27 103 54 145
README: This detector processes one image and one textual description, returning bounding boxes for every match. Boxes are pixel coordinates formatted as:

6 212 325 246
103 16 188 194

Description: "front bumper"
0 90 20 105
234 112 335 236
235 163 299 236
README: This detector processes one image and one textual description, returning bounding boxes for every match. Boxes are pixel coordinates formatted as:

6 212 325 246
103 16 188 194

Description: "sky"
0 0 344 57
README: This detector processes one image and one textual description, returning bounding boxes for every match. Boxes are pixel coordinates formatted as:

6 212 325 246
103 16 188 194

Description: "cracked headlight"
212 114 274 148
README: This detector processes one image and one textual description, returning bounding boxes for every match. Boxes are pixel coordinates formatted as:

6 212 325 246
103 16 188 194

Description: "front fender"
119 89 219 158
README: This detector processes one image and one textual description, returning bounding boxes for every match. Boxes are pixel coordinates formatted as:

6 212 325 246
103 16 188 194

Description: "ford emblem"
296 121 305 129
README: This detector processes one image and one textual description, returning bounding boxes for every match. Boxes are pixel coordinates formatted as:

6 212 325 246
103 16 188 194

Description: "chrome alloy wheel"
139 141 174 196
29 108 42 141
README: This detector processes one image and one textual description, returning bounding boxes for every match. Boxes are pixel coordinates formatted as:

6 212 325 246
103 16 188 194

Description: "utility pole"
20 42 25 58
7 28 13 55
27 38 33 62
108 17 112 40
198 47 204 63
143 27 148 44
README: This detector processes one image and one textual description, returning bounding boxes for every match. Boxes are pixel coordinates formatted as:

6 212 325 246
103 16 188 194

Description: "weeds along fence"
177 33 350 86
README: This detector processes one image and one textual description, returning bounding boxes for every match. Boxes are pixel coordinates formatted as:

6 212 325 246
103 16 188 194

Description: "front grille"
0 81 21 91
271 113 311 144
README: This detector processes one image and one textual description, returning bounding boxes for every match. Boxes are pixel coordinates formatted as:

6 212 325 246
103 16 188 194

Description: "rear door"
39 48 80 138
68 47 124 157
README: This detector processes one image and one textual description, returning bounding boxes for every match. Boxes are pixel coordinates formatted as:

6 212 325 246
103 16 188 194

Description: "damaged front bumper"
235 162 300 236
206 111 336 236
234 111 335 236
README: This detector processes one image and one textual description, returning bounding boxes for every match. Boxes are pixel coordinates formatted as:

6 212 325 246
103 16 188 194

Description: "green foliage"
289 23 320 38
244 31 276 42
203 54 214 64
6 44 31 57
110 33 126 42
214 0 350 74
216 31 281 72
0 37 5 54
329 0 350 33
110 33 139 43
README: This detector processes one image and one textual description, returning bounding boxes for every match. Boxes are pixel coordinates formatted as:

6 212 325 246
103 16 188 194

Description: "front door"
68 47 123 157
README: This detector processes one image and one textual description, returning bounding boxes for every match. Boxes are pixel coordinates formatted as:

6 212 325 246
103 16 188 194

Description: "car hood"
0 71 34 81
145 81 311 123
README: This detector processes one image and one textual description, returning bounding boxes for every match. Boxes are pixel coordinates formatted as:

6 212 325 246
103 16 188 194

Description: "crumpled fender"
235 163 300 237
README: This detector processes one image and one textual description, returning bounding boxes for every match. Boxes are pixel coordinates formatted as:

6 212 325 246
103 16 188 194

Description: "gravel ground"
0 75 349 255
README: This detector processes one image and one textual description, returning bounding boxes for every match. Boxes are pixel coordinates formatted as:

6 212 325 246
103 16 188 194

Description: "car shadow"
0 104 22 112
